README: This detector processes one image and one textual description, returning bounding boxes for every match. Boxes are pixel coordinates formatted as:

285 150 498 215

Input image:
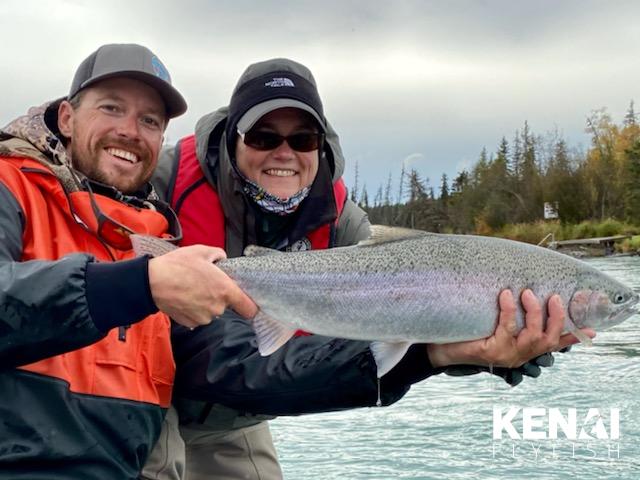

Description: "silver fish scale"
216 233 635 344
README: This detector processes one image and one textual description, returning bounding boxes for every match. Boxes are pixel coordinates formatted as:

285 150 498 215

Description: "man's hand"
427 289 596 369
148 245 258 329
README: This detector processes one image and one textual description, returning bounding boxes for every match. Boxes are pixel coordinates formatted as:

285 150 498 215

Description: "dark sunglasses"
239 129 325 152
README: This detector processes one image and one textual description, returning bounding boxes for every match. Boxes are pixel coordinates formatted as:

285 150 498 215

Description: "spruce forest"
354 102 640 243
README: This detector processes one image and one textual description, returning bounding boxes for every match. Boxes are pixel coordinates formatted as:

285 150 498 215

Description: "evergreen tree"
473 147 490 186
497 137 509 167
374 184 383 207
384 173 393 206
544 138 585 223
517 121 544 222
439 173 450 203
624 139 640 223
398 162 406 204
479 138 513 229
447 170 473 232
493 137 509 181
350 160 359 204
360 184 369 209
407 169 427 202
510 130 522 179
624 100 637 127
451 170 469 194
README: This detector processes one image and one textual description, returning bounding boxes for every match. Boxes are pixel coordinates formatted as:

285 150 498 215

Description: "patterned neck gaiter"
241 175 310 216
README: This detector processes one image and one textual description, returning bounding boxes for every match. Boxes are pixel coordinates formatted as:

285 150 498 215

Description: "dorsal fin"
358 225 429 247
243 245 284 257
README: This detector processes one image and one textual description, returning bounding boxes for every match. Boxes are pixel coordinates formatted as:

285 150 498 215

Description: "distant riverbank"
477 218 640 254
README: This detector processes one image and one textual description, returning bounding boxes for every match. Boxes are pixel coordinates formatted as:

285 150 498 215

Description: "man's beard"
71 136 153 194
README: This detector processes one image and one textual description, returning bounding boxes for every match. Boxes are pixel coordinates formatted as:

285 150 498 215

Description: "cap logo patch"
151 56 170 82
265 77 295 88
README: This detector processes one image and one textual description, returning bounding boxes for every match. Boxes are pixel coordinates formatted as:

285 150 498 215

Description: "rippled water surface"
271 256 640 479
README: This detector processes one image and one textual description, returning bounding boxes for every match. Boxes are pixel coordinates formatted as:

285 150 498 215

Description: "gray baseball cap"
69 43 187 118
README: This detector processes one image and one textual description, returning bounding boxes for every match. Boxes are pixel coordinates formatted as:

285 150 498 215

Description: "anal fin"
370 341 412 378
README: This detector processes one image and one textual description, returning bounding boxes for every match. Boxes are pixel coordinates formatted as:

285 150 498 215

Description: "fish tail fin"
253 310 297 356
369 341 412 378
130 234 178 257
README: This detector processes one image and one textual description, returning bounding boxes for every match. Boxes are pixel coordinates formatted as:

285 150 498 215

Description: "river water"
270 256 640 479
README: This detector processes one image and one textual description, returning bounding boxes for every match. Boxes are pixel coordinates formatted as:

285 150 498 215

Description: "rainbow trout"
132 227 638 376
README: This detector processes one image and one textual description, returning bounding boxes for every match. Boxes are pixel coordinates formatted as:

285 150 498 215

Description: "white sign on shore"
544 202 559 220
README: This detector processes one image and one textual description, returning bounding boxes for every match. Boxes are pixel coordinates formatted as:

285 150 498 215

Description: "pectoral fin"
370 341 412 377
253 310 297 355
566 318 593 347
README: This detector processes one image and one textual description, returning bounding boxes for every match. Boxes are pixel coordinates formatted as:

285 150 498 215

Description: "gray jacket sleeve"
335 198 371 246
0 183 104 367
151 145 180 204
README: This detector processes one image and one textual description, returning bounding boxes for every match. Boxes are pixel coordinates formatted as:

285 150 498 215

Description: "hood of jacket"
194 57 346 184
192 107 346 183
0 100 81 193
188 104 347 257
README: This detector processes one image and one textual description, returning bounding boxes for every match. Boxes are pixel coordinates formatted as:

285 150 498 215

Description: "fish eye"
613 293 626 304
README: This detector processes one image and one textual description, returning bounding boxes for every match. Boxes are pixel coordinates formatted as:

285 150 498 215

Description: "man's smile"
105 147 139 164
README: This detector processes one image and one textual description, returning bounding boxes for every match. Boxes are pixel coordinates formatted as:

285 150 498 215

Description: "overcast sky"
3 0 639 198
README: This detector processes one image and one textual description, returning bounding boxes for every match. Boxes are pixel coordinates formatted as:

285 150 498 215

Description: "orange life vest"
0 157 175 408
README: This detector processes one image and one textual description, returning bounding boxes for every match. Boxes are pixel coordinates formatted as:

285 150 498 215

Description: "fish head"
569 285 639 331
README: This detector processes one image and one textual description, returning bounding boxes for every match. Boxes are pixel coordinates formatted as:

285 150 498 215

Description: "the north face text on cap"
264 77 295 88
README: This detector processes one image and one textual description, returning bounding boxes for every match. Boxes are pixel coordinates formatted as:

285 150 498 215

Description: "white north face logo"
265 77 295 88
287 238 312 252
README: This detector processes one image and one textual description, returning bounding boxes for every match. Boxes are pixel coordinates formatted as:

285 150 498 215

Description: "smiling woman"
220 60 331 218
142 57 381 480
234 107 322 201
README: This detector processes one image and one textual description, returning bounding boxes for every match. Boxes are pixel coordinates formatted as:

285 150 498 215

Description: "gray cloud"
2 0 639 194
